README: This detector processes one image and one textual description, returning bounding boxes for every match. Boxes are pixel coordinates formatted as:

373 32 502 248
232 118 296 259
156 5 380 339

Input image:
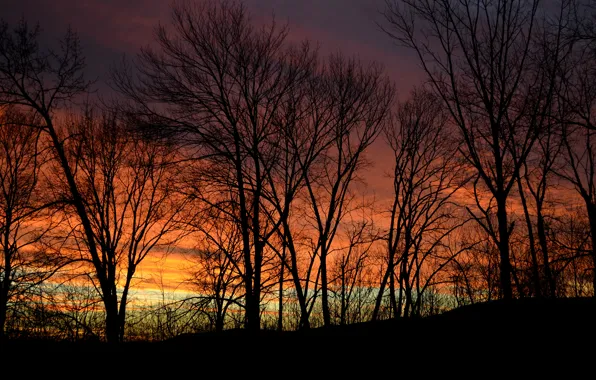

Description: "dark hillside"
2 297 594 374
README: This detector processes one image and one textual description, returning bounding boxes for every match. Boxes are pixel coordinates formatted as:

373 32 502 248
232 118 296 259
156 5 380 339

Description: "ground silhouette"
3 297 594 373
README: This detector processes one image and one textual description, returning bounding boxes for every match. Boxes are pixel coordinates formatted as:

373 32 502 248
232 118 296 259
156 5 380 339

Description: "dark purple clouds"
2 0 422 91
2 0 422 197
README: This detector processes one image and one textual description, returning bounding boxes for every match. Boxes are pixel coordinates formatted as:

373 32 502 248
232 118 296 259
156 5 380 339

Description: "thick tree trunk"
104 293 120 344
389 271 398 318
289 261 310 330
233 144 256 331
117 272 134 342
215 312 224 333
244 294 259 331
284 225 311 329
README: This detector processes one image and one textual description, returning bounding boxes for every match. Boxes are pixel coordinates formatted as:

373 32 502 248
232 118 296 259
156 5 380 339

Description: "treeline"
1 0 596 343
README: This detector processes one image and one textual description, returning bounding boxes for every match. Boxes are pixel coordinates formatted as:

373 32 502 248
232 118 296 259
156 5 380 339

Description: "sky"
1 0 422 90
2 0 423 198
2 1 587 303
1 0 427 294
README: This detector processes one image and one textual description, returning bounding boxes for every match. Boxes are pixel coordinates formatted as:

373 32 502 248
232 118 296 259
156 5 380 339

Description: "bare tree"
560 113 596 295
449 224 502 304
515 119 563 297
186 204 245 332
0 19 139 340
112 0 344 330
556 2 596 296
42 281 103 341
383 0 570 299
372 88 468 320
259 60 335 331
328 211 379 325
550 208 593 296
300 55 393 327
0 107 66 339
62 111 186 342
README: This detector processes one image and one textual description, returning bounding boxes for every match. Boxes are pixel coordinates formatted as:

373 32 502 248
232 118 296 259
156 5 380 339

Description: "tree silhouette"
372 88 469 320
556 1 596 296
0 19 130 340
383 0 571 299
113 0 393 330
0 107 67 339
113 0 319 331
300 55 393 326
62 110 186 342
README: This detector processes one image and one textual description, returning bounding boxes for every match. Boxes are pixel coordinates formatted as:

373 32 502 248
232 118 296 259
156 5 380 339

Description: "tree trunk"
516 175 541 297
117 271 134 342
277 246 285 332
284 225 311 329
536 206 555 297
389 270 398 318
373 234 398 321
372 260 392 321
104 293 120 344
0 284 7 340
497 195 513 300
215 312 224 333
215 296 225 333
321 244 331 327
233 148 255 331
586 202 596 297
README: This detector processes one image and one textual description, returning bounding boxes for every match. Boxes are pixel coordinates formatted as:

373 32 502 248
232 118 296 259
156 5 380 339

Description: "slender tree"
187 211 245 333
0 107 66 339
372 88 467 320
63 111 185 342
300 55 393 326
0 19 139 340
556 0 596 296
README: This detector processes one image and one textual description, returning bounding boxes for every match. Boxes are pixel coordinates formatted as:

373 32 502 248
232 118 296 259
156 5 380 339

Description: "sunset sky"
2 0 426 294
3 0 427 197
3 0 580 297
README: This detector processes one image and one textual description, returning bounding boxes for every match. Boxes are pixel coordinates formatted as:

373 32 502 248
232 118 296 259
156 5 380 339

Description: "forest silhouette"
1 0 596 359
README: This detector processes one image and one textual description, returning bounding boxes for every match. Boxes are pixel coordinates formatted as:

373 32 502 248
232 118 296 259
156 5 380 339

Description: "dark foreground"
1 298 595 374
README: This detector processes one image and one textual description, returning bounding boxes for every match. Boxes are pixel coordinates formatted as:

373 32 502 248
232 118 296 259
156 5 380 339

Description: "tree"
113 0 337 330
372 88 468 320
515 119 562 297
328 211 379 325
0 107 66 339
186 202 246 332
556 1 596 296
0 19 134 339
549 208 593 296
299 55 393 327
63 111 186 342
383 0 570 299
